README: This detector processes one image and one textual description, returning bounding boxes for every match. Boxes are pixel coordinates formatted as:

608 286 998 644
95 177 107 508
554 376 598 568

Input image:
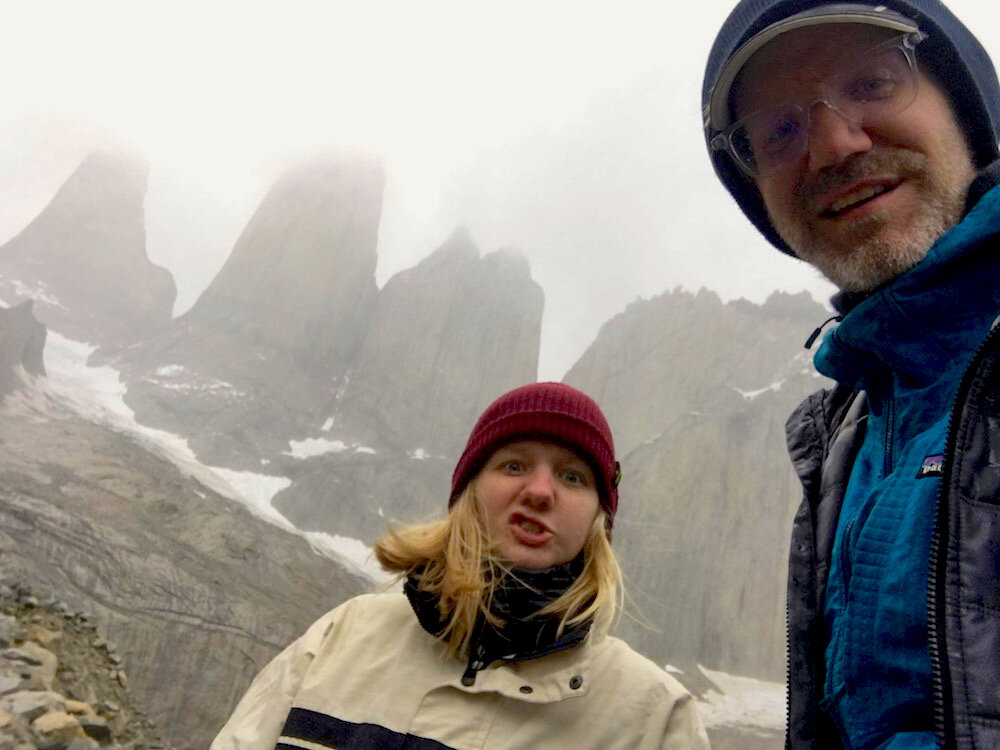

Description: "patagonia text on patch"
917 453 945 479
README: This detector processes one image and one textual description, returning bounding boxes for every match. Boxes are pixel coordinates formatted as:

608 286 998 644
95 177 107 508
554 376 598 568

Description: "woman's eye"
501 460 525 473
561 469 586 486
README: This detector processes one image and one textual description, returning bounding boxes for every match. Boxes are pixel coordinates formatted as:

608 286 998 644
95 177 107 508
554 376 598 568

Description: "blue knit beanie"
702 0 1000 256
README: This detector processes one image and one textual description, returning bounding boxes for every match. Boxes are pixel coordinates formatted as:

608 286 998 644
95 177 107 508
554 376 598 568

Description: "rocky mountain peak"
338 227 543 453
482 247 531 277
729 290 828 323
423 226 478 266
179 154 383 369
273 228 545 538
0 151 175 347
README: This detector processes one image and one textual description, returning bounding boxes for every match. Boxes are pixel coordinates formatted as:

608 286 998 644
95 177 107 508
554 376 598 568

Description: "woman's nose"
522 467 555 507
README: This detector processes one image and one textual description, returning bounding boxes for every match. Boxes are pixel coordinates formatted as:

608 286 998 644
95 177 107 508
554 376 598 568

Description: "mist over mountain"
0 150 829 746
0 152 175 347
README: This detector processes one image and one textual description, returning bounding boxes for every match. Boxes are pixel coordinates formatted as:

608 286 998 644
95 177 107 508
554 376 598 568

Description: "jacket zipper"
883 376 895 475
462 642 489 686
926 321 1000 749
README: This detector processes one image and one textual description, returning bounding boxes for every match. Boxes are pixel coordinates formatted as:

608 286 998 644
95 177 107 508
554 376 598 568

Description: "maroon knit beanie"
450 382 620 524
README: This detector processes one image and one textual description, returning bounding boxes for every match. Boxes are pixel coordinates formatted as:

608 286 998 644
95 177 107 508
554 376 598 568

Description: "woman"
213 382 708 749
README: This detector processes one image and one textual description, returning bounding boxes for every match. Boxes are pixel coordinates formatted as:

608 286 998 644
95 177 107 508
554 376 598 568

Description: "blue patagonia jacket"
784 164 1000 750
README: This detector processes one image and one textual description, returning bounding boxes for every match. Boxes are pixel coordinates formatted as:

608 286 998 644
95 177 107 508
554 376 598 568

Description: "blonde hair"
374 481 622 657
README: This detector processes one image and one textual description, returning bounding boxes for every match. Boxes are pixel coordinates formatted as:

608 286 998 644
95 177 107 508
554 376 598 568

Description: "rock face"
342 227 543 455
0 152 175 346
179 156 382 368
0 377 368 749
106 164 543 541
272 228 543 541
110 156 384 466
0 301 46 398
565 288 831 680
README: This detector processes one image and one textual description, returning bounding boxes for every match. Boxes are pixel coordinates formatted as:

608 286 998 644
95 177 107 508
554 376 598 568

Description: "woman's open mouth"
510 513 552 544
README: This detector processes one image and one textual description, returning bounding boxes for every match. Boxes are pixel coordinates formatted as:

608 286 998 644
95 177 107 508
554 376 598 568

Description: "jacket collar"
404 558 591 668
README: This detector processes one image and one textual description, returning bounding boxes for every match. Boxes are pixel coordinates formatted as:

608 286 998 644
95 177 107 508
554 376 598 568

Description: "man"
703 1 1000 748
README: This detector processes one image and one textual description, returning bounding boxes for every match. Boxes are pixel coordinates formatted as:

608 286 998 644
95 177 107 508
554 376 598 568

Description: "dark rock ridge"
272 228 543 541
0 152 175 347
565 288 831 680
0 373 368 748
0 301 46 398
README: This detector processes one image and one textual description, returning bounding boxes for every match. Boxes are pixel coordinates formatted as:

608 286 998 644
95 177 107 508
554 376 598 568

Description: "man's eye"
846 72 900 101
751 116 802 155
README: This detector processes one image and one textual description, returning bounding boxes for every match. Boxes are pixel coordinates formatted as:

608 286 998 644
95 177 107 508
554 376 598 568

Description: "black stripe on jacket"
278 708 456 749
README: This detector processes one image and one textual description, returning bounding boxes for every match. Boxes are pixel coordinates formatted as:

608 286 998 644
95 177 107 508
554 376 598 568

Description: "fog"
2 0 999 378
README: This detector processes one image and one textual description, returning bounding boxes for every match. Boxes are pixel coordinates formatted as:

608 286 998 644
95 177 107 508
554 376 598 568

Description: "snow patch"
334 375 350 401
209 468 292 527
303 532 392 583
640 431 664 447
409 448 429 460
284 438 349 459
733 379 785 400
284 437 377 458
32 332 384 584
694 665 784 732
155 364 185 377
143 372 244 398
4 278 66 310
321 417 334 432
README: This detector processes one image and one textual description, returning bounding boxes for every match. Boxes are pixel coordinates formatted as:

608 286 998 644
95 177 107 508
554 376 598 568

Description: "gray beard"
772 147 971 292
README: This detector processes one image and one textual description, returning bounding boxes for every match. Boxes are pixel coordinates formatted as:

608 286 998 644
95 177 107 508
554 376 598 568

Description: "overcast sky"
2 1 999 379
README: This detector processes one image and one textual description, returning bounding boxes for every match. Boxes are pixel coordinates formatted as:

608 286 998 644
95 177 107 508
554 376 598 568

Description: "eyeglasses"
711 31 926 177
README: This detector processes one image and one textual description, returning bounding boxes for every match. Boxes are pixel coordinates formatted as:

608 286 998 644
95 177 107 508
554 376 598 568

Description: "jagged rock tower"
0 152 175 347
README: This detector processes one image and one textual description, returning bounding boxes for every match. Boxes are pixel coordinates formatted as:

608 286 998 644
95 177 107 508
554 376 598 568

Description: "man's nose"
806 101 873 171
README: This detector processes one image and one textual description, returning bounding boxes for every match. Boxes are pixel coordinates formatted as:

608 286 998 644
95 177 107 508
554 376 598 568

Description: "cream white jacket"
212 592 709 750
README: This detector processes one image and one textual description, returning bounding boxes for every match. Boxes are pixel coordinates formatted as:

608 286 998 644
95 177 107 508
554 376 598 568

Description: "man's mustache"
795 149 926 212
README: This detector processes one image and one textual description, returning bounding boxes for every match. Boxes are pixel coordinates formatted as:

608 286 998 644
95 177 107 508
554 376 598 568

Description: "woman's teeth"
518 518 543 534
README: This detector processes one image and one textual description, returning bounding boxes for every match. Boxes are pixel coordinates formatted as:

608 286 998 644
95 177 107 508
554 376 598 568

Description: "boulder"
0 691 64 722
31 710 85 746
76 713 110 743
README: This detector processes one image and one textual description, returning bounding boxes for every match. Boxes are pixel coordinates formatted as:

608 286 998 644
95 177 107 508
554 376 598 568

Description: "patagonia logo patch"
916 454 945 479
